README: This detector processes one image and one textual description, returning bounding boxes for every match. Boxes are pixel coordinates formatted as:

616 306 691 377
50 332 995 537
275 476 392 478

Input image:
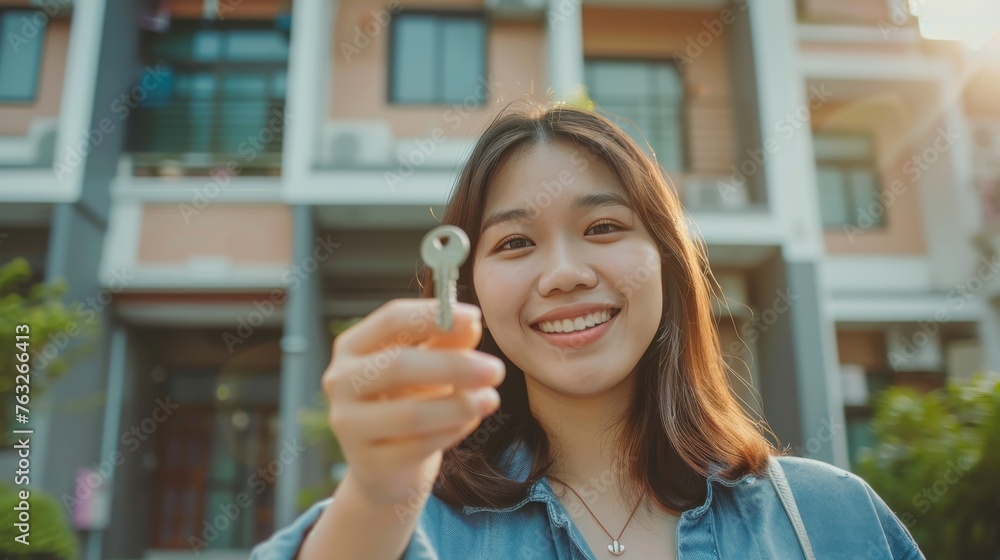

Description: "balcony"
127 99 286 178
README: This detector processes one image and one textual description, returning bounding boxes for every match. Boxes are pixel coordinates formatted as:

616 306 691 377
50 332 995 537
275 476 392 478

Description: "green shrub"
0 483 78 559
856 374 1000 559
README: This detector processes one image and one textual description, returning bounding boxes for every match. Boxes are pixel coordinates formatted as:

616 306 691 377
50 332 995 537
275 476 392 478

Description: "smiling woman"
251 101 925 560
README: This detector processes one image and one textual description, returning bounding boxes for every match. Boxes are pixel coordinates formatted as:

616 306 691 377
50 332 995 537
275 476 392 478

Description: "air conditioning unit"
323 121 392 168
484 0 547 20
886 325 943 372
683 175 749 210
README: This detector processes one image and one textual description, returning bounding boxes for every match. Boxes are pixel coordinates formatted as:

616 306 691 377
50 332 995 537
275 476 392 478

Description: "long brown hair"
420 100 773 512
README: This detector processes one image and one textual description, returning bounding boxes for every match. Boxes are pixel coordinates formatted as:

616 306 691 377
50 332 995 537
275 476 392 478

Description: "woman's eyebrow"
481 192 631 234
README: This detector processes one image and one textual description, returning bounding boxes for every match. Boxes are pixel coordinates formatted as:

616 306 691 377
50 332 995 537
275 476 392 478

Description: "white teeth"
538 310 615 334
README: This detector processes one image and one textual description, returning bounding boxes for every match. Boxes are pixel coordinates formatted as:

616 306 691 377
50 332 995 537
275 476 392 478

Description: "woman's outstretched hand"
321 299 506 507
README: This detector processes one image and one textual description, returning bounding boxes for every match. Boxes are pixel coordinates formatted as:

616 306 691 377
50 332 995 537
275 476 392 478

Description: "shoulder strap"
767 457 816 560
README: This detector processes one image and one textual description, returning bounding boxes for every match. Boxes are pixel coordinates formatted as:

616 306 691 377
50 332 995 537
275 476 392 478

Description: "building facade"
0 0 997 557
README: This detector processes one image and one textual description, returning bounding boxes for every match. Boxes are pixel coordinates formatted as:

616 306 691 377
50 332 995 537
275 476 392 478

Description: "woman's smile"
530 307 622 349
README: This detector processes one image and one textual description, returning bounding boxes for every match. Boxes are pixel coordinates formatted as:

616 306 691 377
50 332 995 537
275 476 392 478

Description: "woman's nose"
536 240 598 295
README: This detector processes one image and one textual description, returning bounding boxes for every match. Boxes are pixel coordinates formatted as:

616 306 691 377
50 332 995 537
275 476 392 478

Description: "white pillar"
54 0 107 198
747 0 849 469
282 0 334 186
546 0 584 101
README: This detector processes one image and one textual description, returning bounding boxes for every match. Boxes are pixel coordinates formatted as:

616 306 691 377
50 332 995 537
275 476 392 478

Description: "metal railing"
127 99 286 171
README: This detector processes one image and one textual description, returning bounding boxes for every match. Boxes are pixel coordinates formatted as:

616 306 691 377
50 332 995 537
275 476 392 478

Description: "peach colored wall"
813 98 928 254
583 7 735 174
799 0 890 23
330 0 542 138
0 18 69 136
836 330 887 370
137 204 292 264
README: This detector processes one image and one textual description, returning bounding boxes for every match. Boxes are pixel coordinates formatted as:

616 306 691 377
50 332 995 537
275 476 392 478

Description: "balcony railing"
127 99 285 177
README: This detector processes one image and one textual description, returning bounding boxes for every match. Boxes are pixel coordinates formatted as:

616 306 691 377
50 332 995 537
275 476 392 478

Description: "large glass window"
389 13 486 104
128 24 289 162
0 10 46 101
813 133 884 229
585 59 686 174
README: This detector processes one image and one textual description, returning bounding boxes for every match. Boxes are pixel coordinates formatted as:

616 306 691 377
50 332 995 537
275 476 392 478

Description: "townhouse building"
0 0 997 556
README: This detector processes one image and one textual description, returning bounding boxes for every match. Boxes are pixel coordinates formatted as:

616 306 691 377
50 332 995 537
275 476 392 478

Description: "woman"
252 102 924 559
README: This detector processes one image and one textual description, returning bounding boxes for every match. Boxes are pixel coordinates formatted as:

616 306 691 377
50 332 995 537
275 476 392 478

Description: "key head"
420 225 470 269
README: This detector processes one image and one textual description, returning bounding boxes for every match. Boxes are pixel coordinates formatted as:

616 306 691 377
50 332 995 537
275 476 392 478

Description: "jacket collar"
461 440 758 519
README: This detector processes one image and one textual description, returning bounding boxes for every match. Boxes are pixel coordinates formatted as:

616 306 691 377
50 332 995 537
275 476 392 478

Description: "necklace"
548 475 645 556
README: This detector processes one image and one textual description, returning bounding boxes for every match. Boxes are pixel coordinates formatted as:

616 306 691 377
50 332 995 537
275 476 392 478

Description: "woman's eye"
498 236 532 251
588 220 621 235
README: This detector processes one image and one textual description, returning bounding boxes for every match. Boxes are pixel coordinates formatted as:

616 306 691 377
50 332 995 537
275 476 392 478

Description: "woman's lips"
531 309 620 349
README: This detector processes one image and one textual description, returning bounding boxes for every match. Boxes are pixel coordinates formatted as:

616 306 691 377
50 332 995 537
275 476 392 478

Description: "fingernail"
473 388 499 411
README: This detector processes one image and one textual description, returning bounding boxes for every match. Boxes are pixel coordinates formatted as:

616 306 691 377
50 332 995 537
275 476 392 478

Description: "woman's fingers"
362 416 486 469
332 387 500 443
336 299 483 357
350 347 505 400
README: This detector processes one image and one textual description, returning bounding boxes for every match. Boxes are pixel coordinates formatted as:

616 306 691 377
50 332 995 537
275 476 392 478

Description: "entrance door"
149 371 280 550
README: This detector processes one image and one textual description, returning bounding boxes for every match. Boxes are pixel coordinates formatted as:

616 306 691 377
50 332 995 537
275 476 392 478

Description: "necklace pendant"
608 540 625 555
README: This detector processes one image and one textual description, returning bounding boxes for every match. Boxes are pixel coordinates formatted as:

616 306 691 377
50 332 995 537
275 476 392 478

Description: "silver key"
420 225 470 331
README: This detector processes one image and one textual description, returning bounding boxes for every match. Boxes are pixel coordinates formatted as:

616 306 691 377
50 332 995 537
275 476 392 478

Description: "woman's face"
472 140 663 396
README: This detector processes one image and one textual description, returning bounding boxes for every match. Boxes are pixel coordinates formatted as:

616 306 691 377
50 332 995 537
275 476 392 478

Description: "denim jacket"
251 442 924 559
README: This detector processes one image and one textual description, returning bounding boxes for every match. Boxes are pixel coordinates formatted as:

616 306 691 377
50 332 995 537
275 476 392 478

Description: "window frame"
128 20 290 156
0 9 48 103
813 131 886 230
387 9 489 106
583 56 689 174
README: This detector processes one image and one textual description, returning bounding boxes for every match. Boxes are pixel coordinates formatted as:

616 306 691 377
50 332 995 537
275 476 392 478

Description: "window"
128 23 289 159
389 13 486 105
0 10 46 102
585 59 686 174
813 133 884 229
